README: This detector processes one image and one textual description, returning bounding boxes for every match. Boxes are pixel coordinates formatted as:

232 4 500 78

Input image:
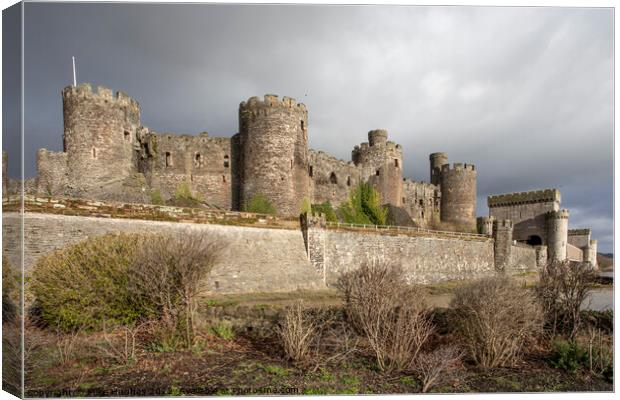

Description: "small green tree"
299 197 312 215
338 183 387 225
311 201 338 222
245 194 277 215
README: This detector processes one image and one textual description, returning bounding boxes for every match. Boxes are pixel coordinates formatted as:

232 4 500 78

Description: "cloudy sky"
3 3 614 251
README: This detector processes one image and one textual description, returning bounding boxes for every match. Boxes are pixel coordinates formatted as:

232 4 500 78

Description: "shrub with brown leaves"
414 345 463 393
450 276 543 368
276 301 321 363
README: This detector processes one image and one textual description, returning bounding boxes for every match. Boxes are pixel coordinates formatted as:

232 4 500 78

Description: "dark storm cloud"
10 4 613 250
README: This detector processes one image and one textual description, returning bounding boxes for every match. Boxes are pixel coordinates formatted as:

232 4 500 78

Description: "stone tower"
477 216 495 236
429 152 448 186
430 153 477 231
546 209 569 262
351 129 403 206
237 94 309 216
493 219 513 271
62 84 140 192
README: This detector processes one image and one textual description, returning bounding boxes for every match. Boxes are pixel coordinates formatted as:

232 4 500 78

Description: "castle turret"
438 163 477 231
429 152 448 186
237 94 309 216
477 216 495 236
493 219 513 271
584 239 598 267
546 209 569 262
352 129 403 206
62 84 140 191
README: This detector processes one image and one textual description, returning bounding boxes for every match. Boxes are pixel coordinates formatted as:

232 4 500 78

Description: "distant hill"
597 253 613 271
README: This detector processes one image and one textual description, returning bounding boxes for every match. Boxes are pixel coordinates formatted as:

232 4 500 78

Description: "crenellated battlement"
240 94 307 114
568 228 591 236
488 188 560 208
62 83 140 109
440 163 476 172
546 209 569 219
494 219 513 229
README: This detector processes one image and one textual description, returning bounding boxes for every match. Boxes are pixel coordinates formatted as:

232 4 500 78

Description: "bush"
2 257 18 323
30 234 150 331
276 301 320 362
244 194 277 215
211 321 235 340
31 231 223 344
150 189 164 205
536 260 597 338
549 339 587 373
338 183 387 225
337 261 434 373
414 346 463 393
311 201 338 222
450 276 543 368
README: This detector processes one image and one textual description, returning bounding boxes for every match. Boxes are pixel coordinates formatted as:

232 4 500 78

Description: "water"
583 288 614 311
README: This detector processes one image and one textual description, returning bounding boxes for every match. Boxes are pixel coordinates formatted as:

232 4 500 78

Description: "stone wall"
568 229 591 249
3 212 323 294
308 150 360 206
439 163 477 231
139 130 232 208
402 179 439 227
36 149 68 196
302 215 500 285
567 243 584 262
509 243 539 272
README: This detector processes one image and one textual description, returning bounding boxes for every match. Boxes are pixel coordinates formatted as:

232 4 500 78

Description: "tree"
338 183 387 225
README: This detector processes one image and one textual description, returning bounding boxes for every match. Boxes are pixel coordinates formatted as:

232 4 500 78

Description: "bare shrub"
276 301 321 362
55 327 83 365
128 230 223 347
337 261 434 373
536 260 597 339
583 327 613 378
94 321 146 365
450 276 543 368
414 346 463 393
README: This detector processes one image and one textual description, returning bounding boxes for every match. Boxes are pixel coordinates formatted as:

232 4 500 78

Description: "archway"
526 235 543 246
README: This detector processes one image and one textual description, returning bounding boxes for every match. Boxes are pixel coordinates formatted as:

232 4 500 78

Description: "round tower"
238 94 309 216
429 152 448 186
585 239 598 267
351 129 403 206
546 209 569 262
62 84 140 191
439 163 477 231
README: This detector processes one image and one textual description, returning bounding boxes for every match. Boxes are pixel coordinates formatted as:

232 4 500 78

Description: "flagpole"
72 56 76 86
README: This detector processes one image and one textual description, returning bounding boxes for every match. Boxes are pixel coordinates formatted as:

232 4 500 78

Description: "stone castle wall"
439 163 477 230
308 150 360 206
3 212 322 294
567 243 584 262
139 130 232 208
33 84 478 226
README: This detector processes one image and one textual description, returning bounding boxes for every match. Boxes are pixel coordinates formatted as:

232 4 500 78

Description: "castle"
29 83 597 267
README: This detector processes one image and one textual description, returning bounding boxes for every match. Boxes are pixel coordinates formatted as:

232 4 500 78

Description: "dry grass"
450 276 543 368
337 261 434 373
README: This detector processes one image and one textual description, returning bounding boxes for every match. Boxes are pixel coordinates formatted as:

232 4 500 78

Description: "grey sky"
4 3 614 251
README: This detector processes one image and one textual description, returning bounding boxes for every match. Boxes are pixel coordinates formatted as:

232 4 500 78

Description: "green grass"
211 322 235 340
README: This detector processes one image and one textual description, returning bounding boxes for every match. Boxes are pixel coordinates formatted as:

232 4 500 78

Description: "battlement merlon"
440 163 476 172
546 209 569 220
239 94 307 114
568 228 592 236
488 188 561 208
62 83 140 109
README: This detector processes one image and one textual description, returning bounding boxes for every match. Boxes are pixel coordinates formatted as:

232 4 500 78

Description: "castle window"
402 197 406 204
224 155 229 168
124 131 130 141
347 176 351 186
195 153 202 168
419 199 423 206
330 172 338 184
301 120 304 130
165 152 172 167
309 166 313 177
92 148 96 159
222 175 226 183
394 159 399 168
376 170 380 176
291 159 293 170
